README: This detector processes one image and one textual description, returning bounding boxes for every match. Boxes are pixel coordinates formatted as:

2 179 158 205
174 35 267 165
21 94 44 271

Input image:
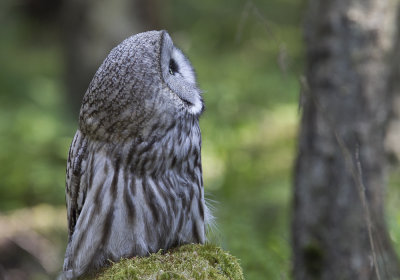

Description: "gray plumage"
63 30 210 279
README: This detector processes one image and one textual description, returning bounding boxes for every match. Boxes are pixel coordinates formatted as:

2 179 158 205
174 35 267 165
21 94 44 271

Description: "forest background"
1 0 399 279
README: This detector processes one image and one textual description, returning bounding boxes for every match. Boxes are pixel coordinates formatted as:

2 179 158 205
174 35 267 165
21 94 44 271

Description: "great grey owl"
63 30 211 279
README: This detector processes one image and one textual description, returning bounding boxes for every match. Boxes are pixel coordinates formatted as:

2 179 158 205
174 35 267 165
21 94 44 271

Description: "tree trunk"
292 0 400 279
385 3 400 164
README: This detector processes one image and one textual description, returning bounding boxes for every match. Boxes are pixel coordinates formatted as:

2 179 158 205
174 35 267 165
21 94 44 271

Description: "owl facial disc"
160 31 204 115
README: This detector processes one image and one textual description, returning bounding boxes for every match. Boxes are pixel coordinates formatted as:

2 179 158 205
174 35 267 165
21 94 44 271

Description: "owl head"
79 30 203 143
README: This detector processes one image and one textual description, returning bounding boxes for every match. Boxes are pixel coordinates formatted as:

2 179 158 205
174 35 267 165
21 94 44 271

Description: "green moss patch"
84 244 244 280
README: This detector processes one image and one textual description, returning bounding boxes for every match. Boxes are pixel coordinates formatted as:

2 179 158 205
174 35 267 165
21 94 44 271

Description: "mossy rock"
83 244 244 280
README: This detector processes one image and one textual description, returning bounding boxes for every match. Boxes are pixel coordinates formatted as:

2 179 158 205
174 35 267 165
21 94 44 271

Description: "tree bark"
292 0 400 279
385 3 400 164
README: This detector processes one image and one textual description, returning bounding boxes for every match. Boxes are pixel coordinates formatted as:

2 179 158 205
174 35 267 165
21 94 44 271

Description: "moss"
83 244 244 280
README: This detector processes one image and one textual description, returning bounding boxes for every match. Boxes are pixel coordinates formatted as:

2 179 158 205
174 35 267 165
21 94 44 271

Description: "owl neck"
87 116 202 179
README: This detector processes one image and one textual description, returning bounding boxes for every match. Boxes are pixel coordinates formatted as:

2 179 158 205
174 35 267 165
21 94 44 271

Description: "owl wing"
65 130 89 240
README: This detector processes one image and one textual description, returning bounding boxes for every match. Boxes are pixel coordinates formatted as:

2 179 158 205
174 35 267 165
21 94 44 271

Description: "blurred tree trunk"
292 0 400 279
385 3 400 164
61 0 161 115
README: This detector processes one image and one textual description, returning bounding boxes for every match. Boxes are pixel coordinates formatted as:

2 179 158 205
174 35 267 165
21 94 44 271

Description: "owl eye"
169 58 179 75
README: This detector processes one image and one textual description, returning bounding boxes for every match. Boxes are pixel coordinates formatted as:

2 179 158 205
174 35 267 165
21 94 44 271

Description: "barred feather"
63 31 210 279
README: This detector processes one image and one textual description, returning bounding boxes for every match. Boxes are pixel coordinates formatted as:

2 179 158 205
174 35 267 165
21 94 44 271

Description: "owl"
63 30 211 279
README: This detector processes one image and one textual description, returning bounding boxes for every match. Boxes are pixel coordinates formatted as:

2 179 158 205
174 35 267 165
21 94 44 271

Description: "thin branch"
235 0 289 75
235 0 252 44
235 0 278 45
355 146 381 280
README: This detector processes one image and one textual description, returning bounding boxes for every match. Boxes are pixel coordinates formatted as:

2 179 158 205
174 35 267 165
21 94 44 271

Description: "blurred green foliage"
1 0 399 279
0 1 73 209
